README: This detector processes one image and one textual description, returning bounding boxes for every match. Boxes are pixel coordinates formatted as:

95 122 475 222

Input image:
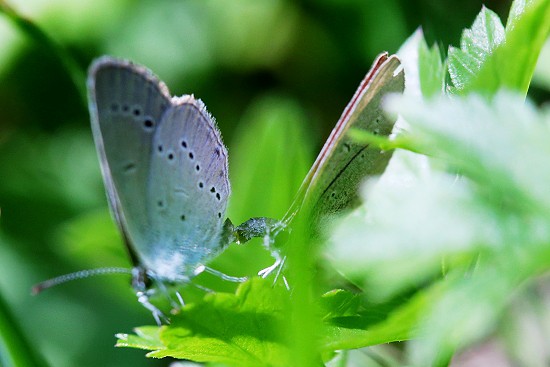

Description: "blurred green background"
0 0 531 366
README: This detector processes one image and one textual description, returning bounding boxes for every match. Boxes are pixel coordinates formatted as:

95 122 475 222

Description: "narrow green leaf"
0 291 49 367
418 37 445 97
0 0 86 105
228 95 313 224
497 0 550 94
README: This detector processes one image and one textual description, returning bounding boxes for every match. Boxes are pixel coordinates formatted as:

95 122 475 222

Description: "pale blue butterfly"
34 57 250 323
90 57 252 322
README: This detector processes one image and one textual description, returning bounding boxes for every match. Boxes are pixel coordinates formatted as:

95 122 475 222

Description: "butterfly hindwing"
145 98 230 279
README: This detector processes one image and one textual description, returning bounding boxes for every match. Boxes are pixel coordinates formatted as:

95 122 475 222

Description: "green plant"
1 0 549 366
115 0 550 366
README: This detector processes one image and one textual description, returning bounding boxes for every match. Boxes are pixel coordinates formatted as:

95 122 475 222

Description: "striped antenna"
32 267 132 295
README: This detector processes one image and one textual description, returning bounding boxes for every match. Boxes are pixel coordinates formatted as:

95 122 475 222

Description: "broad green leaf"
409 238 550 366
448 0 550 96
283 206 324 367
342 91 550 364
321 281 444 352
118 279 292 367
392 93 550 214
328 151 492 299
320 290 361 320
448 6 505 93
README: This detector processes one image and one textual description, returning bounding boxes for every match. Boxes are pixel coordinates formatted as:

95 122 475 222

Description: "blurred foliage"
3 0 550 366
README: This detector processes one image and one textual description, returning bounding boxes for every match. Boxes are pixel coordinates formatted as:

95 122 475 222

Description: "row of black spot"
156 200 223 222
110 102 224 222
109 102 156 130
179 212 223 221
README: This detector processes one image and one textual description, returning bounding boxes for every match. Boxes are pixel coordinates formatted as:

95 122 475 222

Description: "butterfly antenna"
32 267 132 295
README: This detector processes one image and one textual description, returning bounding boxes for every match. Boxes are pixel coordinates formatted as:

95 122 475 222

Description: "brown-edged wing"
284 53 405 225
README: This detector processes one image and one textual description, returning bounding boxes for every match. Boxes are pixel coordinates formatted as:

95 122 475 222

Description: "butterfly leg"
233 217 289 286
132 267 169 325
155 279 183 311
175 291 185 308
257 246 283 278
198 264 248 282
136 290 169 325
257 235 289 289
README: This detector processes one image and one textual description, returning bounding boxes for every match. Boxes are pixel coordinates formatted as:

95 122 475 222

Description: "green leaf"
0 290 49 367
228 95 313 223
115 326 164 351
320 290 361 320
532 38 550 89
393 93 550 214
448 6 505 93
448 0 550 96
118 278 292 367
418 37 445 97
321 282 442 352
0 1 86 105
498 0 550 94
364 91 550 364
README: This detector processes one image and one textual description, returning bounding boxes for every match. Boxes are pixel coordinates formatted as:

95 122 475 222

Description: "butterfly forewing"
88 58 172 265
285 53 405 223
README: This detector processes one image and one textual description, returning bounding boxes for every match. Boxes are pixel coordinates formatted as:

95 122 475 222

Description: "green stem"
0 0 87 106
0 291 49 367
